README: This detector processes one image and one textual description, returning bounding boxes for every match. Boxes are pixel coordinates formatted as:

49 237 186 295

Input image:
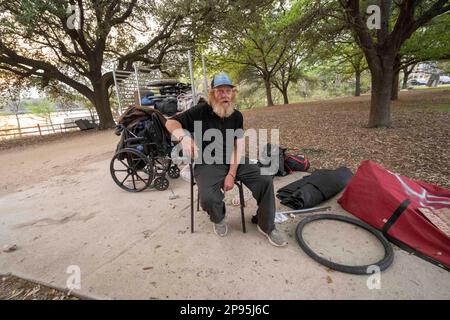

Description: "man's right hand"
181 136 198 160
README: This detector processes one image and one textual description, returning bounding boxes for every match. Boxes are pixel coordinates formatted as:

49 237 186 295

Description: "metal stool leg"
238 182 246 233
197 188 200 212
190 164 194 233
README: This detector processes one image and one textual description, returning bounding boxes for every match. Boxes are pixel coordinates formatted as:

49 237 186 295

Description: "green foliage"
44 81 91 112
0 71 32 114
1 0 448 116
437 61 450 74
26 99 56 123
401 13 450 62
204 0 319 105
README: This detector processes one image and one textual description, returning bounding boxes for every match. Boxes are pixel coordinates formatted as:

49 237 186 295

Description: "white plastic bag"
180 165 192 183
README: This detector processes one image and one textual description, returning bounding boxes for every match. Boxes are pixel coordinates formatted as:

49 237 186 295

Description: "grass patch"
419 104 450 113
410 85 450 91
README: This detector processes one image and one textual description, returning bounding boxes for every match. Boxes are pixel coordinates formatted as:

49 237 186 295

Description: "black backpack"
284 153 310 173
258 143 288 177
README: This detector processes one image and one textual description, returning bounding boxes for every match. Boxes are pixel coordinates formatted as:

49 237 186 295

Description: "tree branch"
0 41 93 99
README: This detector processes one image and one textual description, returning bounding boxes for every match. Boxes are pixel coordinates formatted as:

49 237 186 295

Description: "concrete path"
1 153 449 299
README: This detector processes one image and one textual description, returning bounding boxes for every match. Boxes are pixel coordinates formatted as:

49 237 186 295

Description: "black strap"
381 198 450 272
382 199 411 236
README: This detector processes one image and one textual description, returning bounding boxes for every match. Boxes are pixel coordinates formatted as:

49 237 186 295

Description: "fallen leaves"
243 90 450 189
0 275 78 300
326 275 333 284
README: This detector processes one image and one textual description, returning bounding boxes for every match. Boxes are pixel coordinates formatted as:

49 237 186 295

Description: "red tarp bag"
338 160 450 271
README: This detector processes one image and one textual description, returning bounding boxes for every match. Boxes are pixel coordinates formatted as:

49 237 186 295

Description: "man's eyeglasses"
213 88 233 95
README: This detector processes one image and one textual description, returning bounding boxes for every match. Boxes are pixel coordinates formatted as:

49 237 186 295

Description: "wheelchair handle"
125 137 146 144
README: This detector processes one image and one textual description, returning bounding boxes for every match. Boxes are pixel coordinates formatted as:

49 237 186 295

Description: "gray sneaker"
257 225 288 247
213 219 228 237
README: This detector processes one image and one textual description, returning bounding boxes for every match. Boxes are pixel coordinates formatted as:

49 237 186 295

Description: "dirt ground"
1 89 449 198
244 89 450 189
0 89 449 299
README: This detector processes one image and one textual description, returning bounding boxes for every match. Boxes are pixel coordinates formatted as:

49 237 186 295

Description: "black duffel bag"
155 97 178 117
257 143 288 177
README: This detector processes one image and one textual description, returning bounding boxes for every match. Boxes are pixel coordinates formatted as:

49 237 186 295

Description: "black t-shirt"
171 102 244 164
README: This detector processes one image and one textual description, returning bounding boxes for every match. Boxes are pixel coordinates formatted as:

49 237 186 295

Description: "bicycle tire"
295 214 394 275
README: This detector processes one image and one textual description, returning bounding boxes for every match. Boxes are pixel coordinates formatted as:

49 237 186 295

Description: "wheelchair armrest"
124 137 146 144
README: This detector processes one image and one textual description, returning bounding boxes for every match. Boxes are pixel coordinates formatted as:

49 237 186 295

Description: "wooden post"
37 124 42 136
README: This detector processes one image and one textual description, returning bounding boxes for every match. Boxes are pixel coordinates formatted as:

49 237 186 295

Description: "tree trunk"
355 70 361 96
368 61 394 128
402 68 410 89
391 68 400 100
282 86 289 105
15 113 22 137
87 107 96 123
391 54 401 101
92 81 115 129
263 78 274 107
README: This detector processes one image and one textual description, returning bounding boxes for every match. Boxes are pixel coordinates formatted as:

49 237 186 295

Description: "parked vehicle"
439 75 450 85
408 78 428 86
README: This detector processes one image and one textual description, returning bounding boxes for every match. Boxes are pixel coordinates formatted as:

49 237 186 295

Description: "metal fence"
0 119 99 140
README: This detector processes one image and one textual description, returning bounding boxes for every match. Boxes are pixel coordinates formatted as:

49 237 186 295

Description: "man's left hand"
223 174 235 192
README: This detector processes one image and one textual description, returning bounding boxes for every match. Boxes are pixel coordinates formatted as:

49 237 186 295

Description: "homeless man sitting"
165 72 288 247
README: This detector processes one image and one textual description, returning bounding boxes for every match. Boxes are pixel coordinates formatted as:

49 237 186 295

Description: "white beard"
212 102 235 118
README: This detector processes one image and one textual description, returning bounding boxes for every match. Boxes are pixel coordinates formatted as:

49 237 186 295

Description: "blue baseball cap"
211 72 235 88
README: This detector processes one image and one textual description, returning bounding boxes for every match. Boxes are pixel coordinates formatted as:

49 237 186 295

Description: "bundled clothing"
114 105 172 158
116 105 168 132
276 167 353 209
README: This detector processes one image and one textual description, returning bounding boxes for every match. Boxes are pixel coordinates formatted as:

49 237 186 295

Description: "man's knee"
258 174 274 188
200 190 223 209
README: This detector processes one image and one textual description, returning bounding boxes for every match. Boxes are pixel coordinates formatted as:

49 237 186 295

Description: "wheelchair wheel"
153 176 169 191
168 165 180 179
153 157 171 176
110 148 153 192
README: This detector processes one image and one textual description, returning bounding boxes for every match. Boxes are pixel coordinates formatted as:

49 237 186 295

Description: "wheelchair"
110 108 180 192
